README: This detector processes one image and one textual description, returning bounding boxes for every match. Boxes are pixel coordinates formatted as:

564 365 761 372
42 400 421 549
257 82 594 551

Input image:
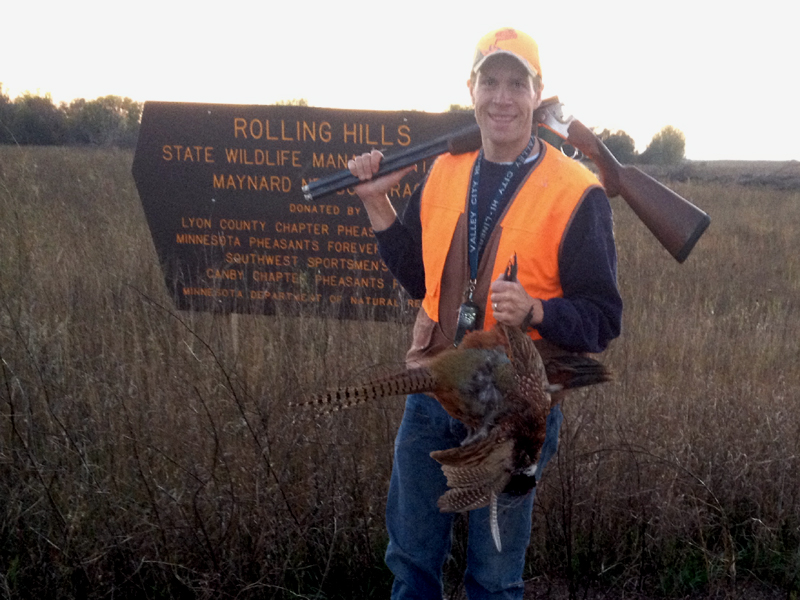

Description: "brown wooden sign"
132 102 475 321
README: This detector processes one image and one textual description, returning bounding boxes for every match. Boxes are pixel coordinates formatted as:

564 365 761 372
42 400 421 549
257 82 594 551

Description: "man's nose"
493 84 512 103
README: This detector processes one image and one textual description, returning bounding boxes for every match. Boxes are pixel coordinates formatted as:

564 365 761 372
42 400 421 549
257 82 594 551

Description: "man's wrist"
520 300 542 331
363 194 398 232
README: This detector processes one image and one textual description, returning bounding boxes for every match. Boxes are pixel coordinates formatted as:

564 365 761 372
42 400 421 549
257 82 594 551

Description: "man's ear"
534 87 542 106
467 78 476 105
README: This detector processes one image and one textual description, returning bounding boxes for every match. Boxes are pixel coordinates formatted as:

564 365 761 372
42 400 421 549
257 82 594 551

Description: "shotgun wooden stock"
565 119 710 263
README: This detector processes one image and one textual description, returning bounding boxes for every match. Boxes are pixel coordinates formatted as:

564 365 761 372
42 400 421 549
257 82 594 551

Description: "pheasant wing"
430 428 514 512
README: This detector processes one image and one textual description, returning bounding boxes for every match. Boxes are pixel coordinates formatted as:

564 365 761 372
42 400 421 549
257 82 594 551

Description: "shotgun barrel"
301 124 482 201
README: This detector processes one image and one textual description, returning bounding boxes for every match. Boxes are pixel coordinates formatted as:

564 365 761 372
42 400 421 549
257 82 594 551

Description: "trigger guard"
560 144 583 161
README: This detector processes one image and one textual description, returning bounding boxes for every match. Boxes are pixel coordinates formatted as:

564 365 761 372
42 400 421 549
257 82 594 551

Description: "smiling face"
469 54 542 163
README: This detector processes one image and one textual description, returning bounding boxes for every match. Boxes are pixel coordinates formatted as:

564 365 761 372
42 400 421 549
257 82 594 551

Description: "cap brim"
473 51 538 79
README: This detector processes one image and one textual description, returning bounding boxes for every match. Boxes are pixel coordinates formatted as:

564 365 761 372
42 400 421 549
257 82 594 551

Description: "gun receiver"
302 98 710 263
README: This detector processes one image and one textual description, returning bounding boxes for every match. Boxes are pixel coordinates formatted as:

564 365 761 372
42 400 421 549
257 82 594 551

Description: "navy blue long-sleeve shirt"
374 155 622 354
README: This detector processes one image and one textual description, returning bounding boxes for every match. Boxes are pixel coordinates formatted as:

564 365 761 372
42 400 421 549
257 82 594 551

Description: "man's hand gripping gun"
301 98 711 263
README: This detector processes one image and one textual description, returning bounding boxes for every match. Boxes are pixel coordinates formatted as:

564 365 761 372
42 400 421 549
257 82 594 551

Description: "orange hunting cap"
472 27 542 81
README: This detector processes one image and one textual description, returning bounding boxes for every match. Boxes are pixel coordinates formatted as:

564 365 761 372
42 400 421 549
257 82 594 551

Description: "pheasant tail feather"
301 367 437 414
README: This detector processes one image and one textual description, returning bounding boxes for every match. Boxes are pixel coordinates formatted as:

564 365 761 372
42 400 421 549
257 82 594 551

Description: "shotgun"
301 98 711 263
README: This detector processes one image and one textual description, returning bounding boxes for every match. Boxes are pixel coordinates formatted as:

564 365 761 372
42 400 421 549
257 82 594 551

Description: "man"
348 27 622 600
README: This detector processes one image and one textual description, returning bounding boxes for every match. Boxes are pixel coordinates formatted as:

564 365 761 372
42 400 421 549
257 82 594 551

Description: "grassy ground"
0 146 798 599
643 159 800 190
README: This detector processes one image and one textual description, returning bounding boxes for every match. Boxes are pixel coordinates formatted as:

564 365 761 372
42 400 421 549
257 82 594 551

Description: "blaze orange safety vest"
419 142 601 338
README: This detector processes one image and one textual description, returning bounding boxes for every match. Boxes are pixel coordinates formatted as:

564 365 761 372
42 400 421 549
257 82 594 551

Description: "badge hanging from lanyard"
453 137 535 346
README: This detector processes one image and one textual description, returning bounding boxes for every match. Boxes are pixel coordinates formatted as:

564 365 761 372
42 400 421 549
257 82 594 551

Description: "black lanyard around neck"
467 136 535 285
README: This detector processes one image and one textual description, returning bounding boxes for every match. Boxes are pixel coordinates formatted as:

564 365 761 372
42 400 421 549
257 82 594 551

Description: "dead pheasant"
301 321 611 550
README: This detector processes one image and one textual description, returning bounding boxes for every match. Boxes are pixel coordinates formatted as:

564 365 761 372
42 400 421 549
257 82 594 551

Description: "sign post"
133 102 475 321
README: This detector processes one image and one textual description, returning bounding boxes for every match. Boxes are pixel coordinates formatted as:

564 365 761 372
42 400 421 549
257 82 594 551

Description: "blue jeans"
385 393 563 600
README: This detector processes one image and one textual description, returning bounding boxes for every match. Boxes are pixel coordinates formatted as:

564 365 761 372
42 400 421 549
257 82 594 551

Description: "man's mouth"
489 113 517 124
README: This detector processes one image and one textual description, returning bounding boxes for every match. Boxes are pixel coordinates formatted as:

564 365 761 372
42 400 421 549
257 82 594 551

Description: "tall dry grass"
0 146 798 599
528 180 800 597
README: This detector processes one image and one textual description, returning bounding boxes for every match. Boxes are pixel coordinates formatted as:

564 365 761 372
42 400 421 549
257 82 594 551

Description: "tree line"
0 85 686 164
0 84 142 147
539 125 686 166
597 126 686 165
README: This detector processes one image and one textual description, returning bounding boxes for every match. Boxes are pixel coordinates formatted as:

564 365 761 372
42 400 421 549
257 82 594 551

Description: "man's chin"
485 132 523 148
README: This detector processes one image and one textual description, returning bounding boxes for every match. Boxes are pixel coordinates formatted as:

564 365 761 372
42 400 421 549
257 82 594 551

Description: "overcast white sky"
3 0 798 160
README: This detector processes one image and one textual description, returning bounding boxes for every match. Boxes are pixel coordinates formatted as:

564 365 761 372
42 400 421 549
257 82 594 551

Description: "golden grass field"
0 146 798 599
